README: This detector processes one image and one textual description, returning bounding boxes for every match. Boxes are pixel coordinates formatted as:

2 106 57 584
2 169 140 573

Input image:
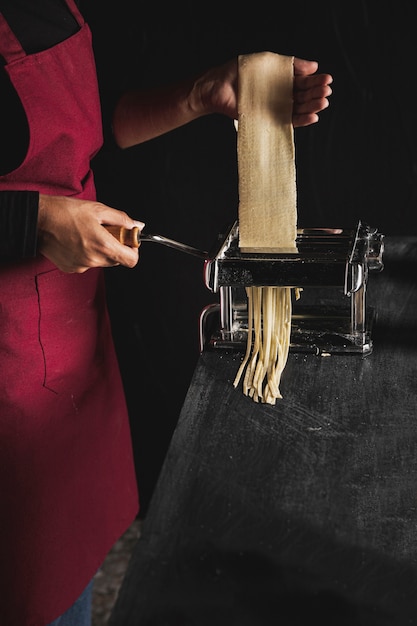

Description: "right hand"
37 194 145 273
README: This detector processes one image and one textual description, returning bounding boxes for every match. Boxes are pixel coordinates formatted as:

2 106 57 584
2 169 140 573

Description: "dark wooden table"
110 237 417 626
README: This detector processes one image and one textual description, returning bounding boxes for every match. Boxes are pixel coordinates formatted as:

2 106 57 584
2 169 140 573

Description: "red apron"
0 2 139 625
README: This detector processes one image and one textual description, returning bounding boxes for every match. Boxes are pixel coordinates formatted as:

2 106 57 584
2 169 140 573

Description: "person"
0 1 333 625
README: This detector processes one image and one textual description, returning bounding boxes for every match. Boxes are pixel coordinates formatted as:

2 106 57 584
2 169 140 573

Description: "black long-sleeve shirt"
0 0 110 260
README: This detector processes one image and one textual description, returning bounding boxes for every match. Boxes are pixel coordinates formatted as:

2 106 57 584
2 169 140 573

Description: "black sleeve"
0 1 78 262
0 191 39 260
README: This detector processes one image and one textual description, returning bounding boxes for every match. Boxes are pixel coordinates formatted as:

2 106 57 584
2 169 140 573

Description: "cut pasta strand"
233 286 293 404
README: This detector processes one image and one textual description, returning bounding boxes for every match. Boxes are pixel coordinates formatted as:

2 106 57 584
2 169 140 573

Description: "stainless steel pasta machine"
200 220 385 355
107 219 385 355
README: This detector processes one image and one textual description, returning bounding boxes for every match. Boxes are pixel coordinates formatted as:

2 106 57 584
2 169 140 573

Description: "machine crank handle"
105 225 141 248
104 225 208 259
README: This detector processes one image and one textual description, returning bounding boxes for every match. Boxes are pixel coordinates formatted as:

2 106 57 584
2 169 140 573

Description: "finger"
293 112 319 128
294 96 330 117
294 84 333 105
112 248 140 269
293 58 318 76
98 204 145 232
295 73 333 92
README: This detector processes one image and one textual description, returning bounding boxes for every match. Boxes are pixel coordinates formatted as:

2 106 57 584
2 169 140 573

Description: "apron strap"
63 0 86 28
0 13 26 63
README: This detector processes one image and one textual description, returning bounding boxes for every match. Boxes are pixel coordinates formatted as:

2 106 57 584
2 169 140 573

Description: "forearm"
112 60 238 149
112 77 203 149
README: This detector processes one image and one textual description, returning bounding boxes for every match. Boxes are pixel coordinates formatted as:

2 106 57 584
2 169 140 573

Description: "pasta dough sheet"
237 52 297 254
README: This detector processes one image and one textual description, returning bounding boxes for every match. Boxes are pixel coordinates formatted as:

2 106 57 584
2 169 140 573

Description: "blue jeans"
47 578 93 626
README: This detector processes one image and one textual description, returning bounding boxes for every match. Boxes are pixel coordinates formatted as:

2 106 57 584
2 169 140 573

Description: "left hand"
292 58 333 127
193 56 333 128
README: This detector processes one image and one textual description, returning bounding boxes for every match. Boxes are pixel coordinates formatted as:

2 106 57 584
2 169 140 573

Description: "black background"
82 0 417 514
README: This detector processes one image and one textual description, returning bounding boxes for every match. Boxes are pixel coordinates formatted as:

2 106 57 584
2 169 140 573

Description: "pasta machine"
107 220 384 355
200 220 385 355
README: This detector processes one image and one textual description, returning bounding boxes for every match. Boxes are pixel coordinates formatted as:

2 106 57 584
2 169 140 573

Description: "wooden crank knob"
104 225 140 248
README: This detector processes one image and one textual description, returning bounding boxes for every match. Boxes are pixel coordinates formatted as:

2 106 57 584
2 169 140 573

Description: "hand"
292 58 333 127
193 55 333 128
37 194 144 273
